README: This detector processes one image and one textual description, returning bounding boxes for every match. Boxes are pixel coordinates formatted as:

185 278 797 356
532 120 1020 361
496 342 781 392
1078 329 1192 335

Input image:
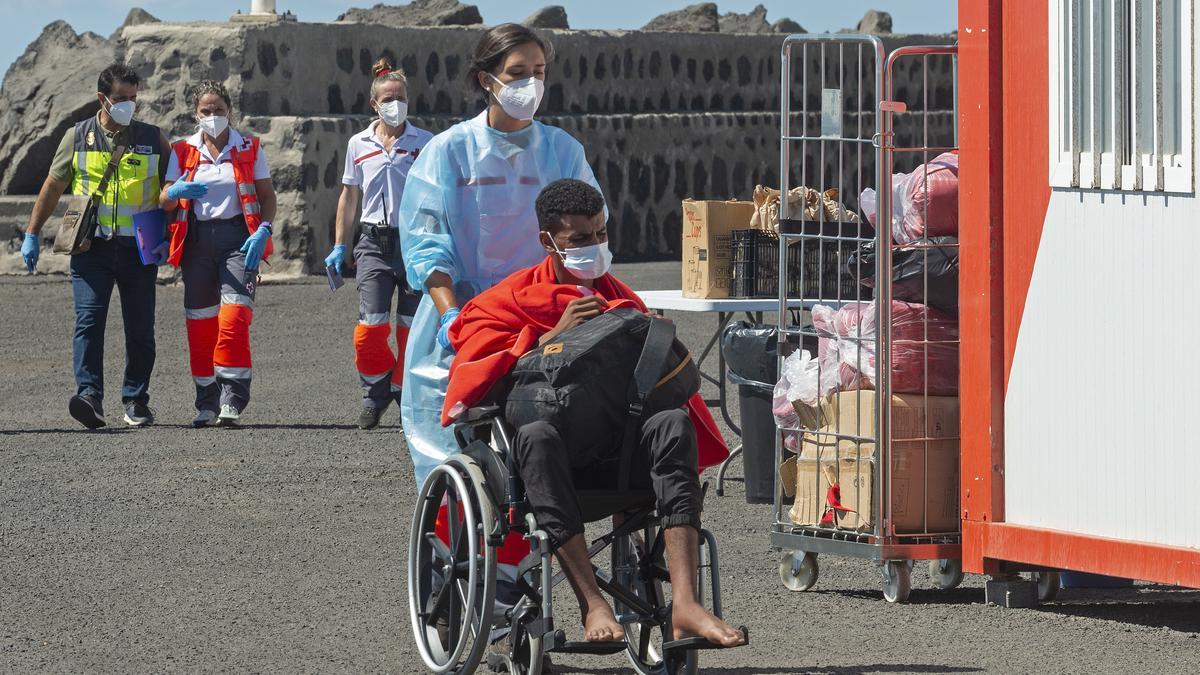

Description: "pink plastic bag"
860 152 959 244
812 301 959 396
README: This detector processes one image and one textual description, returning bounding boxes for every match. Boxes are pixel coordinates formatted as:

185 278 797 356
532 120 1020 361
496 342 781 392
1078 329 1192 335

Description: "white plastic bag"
783 348 820 407
773 348 820 432
858 173 905 231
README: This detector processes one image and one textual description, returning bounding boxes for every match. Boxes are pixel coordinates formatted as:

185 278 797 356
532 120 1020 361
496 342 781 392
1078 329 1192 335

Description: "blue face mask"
550 239 613 280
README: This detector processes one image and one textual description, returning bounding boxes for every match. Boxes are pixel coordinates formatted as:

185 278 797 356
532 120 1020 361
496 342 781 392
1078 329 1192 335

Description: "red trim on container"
971 522 1200 589
957 0 1007 574
1001 0 1053 384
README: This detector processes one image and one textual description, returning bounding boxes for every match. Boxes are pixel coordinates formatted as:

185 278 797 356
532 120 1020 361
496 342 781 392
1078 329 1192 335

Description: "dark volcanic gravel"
2 263 1197 674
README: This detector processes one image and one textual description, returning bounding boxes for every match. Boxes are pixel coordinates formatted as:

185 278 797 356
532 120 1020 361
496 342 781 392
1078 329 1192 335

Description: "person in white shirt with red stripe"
325 59 434 430
160 80 276 428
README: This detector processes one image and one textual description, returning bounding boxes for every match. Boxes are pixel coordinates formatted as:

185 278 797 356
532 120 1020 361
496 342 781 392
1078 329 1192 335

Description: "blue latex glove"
151 242 169 266
437 307 461 352
239 224 272 270
20 232 38 273
324 243 347 275
166 181 209 200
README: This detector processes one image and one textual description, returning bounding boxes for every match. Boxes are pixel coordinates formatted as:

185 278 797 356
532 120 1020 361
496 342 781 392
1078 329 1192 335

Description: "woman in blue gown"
397 24 605 485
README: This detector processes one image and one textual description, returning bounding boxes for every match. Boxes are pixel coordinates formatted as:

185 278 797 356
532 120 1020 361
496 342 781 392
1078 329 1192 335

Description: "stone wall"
0 20 954 274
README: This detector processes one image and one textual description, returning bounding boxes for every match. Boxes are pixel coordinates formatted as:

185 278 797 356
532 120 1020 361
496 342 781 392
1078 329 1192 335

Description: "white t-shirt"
166 128 270 222
342 120 433 227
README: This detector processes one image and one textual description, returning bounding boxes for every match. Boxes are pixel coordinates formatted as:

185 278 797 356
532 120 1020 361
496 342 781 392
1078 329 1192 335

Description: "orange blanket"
445 257 730 471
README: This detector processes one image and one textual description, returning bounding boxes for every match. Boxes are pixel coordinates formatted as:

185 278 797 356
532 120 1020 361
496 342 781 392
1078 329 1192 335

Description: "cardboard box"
829 440 959 533
786 441 958 533
780 456 797 498
783 430 837 526
785 391 961 533
820 391 960 440
791 400 823 431
682 200 755 299
787 456 834 527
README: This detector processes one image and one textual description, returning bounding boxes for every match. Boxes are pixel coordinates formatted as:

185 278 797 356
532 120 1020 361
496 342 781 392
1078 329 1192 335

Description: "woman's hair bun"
372 58 395 78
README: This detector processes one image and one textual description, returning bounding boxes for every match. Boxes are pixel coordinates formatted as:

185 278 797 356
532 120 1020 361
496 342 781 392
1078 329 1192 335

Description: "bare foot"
582 601 625 642
671 601 746 646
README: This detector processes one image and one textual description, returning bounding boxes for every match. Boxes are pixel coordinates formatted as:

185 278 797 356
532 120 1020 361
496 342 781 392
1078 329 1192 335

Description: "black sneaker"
123 402 155 427
68 394 106 430
358 404 385 430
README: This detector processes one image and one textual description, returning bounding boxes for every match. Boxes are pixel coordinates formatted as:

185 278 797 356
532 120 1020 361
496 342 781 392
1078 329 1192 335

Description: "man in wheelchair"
442 179 747 650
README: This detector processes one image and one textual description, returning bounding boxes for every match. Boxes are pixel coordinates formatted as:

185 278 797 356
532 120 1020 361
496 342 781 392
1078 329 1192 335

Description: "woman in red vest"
160 80 277 427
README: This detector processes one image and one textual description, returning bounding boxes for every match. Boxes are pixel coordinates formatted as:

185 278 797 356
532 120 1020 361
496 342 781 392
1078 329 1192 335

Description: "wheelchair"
407 405 738 675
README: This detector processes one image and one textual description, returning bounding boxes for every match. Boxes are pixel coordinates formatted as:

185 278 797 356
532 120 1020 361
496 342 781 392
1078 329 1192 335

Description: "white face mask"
105 97 136 126
198 115 229 138
550 238 613 280
377 100 408 127
488 74 545 121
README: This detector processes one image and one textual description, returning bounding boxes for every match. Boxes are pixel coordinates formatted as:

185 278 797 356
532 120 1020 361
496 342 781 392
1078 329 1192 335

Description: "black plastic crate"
730 229 859 299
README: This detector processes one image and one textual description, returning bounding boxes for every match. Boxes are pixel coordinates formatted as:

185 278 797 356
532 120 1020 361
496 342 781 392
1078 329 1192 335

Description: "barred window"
1050 0 1194 192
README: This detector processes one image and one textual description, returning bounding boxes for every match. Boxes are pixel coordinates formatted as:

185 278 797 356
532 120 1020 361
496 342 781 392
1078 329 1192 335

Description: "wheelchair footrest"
544 629 628 655
662 626 750 652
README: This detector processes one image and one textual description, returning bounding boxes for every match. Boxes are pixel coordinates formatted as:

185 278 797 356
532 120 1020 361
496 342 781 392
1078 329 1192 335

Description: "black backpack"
504 308 700 487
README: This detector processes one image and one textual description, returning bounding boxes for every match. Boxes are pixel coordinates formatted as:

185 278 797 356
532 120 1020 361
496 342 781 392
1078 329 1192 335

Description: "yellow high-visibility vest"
70 116 162 237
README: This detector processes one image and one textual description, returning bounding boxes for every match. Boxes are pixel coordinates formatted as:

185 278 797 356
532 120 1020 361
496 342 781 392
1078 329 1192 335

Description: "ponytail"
371 58 408 99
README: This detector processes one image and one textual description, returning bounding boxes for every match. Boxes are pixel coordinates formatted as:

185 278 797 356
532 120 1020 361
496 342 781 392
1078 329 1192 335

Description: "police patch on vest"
86 131 96 147
135 145 154 155
125 157 142 166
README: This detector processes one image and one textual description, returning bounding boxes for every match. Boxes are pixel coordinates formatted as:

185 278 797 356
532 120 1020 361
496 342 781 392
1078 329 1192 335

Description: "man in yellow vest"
21 64 171 429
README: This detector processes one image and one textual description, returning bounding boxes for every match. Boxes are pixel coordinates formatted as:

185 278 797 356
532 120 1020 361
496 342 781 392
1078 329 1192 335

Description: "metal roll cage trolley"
771 35 964 603
407 405 730 674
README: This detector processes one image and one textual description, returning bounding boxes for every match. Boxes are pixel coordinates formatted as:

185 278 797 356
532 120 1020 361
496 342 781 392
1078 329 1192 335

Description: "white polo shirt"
166 128 271 222
342 120 433 227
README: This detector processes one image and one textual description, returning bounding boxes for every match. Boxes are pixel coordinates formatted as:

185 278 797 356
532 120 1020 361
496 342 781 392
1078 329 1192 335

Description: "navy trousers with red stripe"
353 229 420 408
182 217 256 413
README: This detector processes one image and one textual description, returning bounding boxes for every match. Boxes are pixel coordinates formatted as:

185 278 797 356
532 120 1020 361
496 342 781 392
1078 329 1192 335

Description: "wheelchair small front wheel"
612 527 671 674
407 458 498 674
502 603 546 675
612 526 699 675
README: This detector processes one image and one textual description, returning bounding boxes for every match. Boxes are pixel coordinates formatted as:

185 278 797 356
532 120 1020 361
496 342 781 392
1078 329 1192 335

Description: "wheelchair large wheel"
408 458 498 674
611 525 698 675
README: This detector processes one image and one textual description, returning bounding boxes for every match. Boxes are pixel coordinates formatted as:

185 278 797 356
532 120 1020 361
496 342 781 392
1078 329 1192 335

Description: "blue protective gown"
397 110 604 485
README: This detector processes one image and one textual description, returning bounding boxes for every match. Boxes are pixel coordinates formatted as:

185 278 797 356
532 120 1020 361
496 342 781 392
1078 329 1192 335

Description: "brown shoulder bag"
53 142 128 255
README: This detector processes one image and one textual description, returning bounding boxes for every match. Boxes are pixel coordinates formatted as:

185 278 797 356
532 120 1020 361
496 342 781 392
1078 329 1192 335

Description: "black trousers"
512 409 703 550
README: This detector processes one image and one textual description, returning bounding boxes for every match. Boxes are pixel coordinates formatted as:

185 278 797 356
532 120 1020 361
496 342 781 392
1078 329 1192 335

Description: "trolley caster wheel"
928 558 964 590
1032 571 1060 602
778 551 818 592
882 560 912 603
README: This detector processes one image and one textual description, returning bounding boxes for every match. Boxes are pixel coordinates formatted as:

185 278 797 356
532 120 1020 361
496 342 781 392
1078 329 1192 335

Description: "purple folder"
132 209 166 265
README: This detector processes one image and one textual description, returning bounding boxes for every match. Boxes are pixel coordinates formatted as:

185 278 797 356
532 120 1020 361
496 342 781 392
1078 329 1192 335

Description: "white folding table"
637 290 818 497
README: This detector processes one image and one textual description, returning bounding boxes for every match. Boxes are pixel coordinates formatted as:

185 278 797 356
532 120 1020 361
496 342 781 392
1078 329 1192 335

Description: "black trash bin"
721 322 779 504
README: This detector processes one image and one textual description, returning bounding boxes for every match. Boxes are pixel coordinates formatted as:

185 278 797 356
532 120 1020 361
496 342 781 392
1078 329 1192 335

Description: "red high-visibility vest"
167 135 272 267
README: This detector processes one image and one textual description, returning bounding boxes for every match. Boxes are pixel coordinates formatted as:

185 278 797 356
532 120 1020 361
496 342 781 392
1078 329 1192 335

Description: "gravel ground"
2 262 1198 674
